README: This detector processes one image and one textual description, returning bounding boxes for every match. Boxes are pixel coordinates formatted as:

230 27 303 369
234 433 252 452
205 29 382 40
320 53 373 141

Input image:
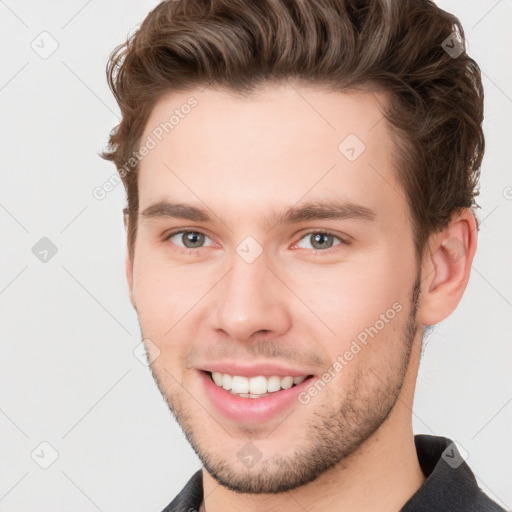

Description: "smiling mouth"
203 370 315 398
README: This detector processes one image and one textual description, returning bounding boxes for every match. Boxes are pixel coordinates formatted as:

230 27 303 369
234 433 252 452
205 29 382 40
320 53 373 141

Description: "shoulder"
400 435 508 512
160 469 203 512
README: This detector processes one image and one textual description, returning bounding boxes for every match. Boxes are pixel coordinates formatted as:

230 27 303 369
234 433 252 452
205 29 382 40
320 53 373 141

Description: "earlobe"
417 210 477 326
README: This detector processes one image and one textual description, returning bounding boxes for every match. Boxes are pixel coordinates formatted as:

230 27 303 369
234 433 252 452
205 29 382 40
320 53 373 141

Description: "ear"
416 209 478 326
123 209 136 309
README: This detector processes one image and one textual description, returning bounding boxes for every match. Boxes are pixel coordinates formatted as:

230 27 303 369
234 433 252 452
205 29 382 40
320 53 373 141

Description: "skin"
125 83 477 512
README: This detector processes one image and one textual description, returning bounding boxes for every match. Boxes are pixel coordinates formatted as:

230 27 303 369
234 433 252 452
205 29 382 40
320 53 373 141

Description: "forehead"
137 84 407 227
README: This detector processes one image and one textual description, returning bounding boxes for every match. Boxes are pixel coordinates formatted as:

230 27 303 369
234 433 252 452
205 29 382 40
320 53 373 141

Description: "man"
101 0 505 510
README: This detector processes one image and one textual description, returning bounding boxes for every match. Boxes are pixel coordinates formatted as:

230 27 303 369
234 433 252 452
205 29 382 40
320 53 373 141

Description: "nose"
211 249 292 343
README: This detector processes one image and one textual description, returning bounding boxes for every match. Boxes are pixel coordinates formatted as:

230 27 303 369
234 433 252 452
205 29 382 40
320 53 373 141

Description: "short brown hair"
100 0 484 262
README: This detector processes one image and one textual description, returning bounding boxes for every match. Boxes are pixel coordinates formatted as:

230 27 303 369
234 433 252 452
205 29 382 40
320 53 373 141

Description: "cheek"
289 254 412 345
131 253 196 337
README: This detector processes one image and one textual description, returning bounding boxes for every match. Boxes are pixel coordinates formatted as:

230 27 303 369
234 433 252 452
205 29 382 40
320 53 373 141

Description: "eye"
295 231 347 252
166 230 215 250
164 229 348 254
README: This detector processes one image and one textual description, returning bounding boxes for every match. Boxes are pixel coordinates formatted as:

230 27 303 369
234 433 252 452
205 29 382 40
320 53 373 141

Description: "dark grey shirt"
161 435 507 511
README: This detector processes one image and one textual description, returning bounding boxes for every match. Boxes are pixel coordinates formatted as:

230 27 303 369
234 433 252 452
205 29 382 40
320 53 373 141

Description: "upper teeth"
211 372 307 395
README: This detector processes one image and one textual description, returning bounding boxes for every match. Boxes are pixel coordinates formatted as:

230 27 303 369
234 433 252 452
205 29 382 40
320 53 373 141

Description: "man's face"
128 84 422 493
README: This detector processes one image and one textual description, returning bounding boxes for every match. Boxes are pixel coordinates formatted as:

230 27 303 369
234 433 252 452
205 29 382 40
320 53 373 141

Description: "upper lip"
200 361 315 378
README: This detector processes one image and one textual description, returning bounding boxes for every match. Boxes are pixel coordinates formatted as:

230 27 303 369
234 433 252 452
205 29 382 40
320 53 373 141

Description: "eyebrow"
139 198 376 229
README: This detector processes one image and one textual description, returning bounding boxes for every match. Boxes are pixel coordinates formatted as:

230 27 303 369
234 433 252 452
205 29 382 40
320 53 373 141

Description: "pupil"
312 233 332 250
184 232 204 248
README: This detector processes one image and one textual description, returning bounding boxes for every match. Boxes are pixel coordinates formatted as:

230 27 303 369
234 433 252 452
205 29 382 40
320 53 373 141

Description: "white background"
1 1 511 510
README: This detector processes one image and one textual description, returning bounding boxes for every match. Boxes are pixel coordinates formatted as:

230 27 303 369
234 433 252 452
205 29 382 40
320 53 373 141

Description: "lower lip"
200 371 316 424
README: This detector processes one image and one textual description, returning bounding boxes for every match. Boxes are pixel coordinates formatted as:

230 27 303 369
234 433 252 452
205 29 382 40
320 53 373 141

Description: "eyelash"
163 229 349 256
